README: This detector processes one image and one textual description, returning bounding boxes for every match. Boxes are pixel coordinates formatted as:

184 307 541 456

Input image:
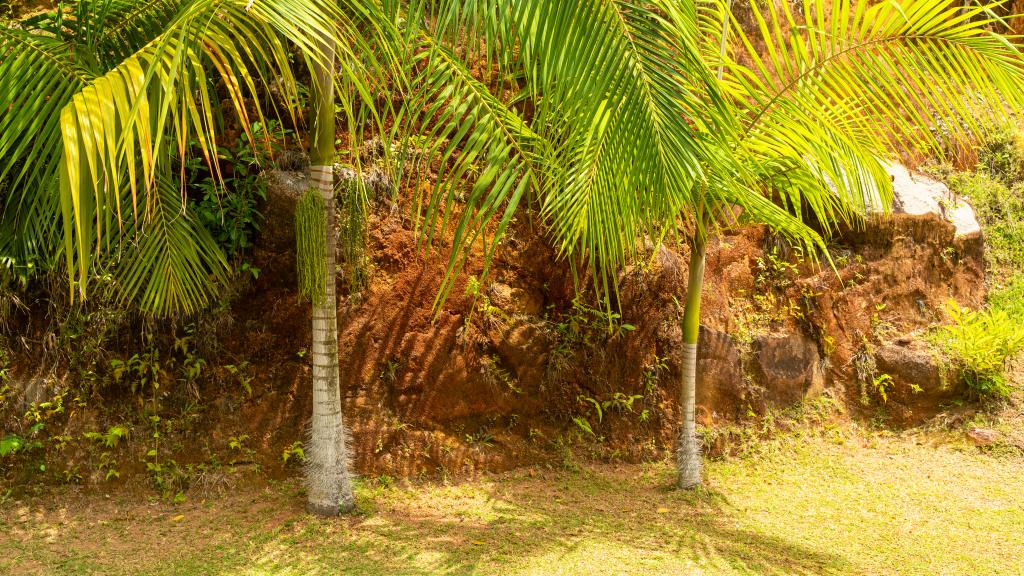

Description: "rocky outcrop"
802 212 985 406
872 340 961 419
886 162 982 237
753 333 826 404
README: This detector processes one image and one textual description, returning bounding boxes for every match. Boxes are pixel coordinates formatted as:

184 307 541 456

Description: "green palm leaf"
704 0 1024 230
114 173 229 316
0 28 92 263
400 0 745 307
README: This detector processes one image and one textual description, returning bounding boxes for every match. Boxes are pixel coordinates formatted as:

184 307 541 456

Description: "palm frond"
55 0 346 311
705 0 1024 229
402 0 743 306
405 31 544 306
0 28 92 264
114 173 229 316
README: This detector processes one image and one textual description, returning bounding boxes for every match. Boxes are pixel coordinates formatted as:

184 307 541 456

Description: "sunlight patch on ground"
3 431 1023 575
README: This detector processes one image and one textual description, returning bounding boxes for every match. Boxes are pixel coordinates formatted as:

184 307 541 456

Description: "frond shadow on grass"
210 467 857 576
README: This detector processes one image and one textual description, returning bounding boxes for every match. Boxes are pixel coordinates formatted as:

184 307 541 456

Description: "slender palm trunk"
677 236 706 489
676 0 730 491
306 33 355 516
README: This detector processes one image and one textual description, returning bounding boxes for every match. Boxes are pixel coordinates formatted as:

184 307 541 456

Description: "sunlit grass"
2 431 1022 575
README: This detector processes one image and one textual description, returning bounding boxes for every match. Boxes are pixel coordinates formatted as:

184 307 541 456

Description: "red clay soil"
0 169 986 490
197 174 985 480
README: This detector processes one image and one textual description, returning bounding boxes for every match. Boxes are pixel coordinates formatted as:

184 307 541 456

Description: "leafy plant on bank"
977 126 1024 185
944 130 1024 381
948 172 1024 283
930 301 1024 400
184 122 290 270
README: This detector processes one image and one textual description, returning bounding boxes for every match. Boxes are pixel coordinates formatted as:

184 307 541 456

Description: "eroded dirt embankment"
192 170 984 478
0 167 985 484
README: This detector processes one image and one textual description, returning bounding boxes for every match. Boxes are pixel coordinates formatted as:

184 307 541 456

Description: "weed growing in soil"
282 441 306 466
929 300 1024 399
948 172 1024 279
186 121 288 268
932 133 1024 400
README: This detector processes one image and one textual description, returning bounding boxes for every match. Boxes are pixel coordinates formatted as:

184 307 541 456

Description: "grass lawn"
2 430 1022 575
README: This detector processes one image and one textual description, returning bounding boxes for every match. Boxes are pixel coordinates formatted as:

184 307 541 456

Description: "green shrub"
947 172 1024 280
930 301 1024 400
977 127 1024 185
184 121 288 263
192 139 267 259
945 138 1024 400
988 275 1024 318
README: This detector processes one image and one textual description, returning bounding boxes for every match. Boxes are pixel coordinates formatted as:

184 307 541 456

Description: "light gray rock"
885 162 981 236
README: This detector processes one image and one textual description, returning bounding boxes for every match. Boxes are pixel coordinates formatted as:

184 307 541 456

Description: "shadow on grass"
219 467 858 576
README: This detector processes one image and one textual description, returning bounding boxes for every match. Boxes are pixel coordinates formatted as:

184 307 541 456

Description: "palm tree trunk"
677 236 706 489
305 32 355 516
675 0 729 491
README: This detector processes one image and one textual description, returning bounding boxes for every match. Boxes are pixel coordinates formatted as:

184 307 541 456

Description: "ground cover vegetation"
2 427 1024 575
925 128 1024 399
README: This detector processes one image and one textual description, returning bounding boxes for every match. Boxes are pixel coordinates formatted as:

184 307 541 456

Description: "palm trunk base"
677 341 702 489
676 434 703 489
305 408 356 515
307 501 343 517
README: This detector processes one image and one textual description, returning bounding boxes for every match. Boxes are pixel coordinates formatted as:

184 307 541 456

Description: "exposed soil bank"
0 167 987 485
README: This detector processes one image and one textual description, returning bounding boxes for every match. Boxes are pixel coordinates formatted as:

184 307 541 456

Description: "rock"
874 344 943 391
873 343 957 403
618 244 686 314
753 333 824 404
696 328 746 421
490 319 551 388
488 282 544 316
871 340 965 423
336 164 392 198
649 245 686 289
274 150 309 171
967 428 999 447
8 368 53 410
884 162 982 237
262 170 308 253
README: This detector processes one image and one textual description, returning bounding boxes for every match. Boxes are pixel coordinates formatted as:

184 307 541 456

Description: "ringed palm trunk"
306 31 355 516
677 236 706 489
676 0 729 491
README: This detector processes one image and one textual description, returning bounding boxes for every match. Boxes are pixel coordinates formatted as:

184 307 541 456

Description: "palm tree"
668 0 1024 487
0 0 385 515
1 0 347 313
387 0 813 490
397 0 1024 488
